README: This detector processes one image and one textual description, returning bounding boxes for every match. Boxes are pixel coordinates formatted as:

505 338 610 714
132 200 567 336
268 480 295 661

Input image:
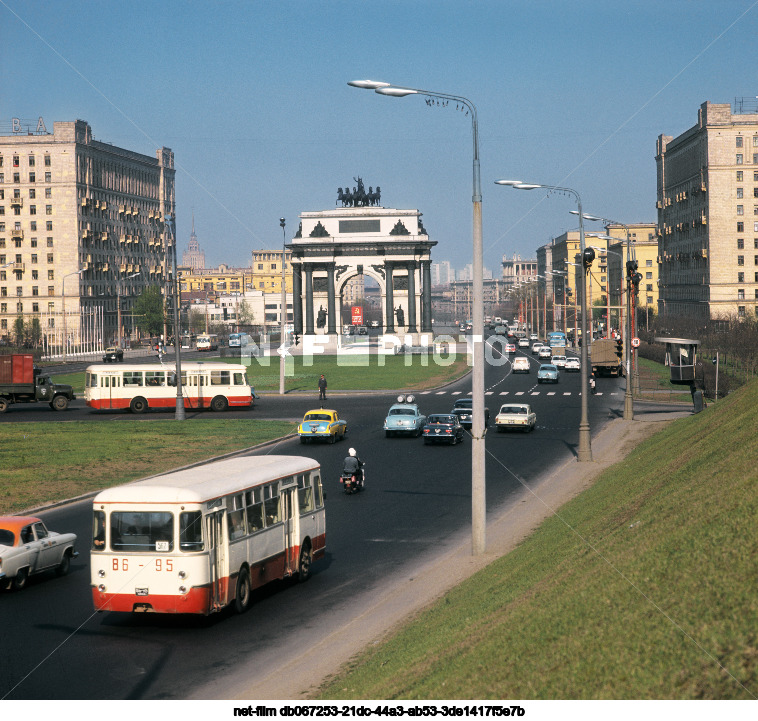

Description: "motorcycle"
340 465 365 494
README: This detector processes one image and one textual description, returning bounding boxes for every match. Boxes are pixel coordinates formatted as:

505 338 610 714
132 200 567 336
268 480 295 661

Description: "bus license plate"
135 588 149 596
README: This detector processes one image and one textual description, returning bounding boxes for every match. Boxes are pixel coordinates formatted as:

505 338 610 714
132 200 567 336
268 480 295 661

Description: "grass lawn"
54 353 471 395
318 379 758 699
0 420 294 514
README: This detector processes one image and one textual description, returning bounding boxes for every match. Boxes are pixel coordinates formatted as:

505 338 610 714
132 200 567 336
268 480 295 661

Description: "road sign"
631 337 641 348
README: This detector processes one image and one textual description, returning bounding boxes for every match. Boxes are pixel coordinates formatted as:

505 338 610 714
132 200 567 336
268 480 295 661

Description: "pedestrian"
318 374 327 401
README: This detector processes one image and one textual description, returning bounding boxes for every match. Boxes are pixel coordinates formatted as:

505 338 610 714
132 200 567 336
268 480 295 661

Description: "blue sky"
2 0 757 274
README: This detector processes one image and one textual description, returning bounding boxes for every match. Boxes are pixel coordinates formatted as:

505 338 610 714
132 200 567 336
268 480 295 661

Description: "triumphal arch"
289 180 437 344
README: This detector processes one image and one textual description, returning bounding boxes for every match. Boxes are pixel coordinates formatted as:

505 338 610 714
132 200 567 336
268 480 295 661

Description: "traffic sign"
631 337 641 348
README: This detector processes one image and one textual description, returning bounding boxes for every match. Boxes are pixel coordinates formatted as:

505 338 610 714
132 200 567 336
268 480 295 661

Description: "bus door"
182 372 199 409
281 487 300 576
101 373 120 410
205 511 227 610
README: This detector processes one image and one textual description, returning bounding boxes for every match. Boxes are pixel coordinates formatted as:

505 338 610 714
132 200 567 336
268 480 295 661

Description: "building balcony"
11 228 23 239
11 196 23 207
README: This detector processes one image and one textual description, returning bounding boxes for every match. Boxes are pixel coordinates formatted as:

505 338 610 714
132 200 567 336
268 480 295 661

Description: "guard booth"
654 337 700 385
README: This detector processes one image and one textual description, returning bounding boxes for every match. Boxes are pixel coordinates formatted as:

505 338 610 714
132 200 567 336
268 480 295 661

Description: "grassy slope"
319 380 758 700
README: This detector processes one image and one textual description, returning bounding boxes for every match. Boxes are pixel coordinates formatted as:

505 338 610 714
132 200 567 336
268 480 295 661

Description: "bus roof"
93 456 320 505
85 362 247 373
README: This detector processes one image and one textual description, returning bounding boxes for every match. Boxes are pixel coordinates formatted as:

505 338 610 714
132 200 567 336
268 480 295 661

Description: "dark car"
422 414 465 445
102 346 124 363
451 397 489 428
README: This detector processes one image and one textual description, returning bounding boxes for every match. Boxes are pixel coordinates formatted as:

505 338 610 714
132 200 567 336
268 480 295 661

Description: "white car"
531 342 544 355
0 516 78 591
529 333 539 341
551 354 567 368
512 356 530 373
538 346 553 360
495 403 537 433
565 357 581 372
517 337 530 348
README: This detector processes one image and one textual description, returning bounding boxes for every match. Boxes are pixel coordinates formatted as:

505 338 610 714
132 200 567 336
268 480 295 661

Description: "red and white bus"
90 456 325 615
84 362 253 413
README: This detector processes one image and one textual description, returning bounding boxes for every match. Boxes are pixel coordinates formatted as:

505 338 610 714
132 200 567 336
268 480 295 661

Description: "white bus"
196 334 218 352
84 362 253 413
228 332 250 348
90 456 325 615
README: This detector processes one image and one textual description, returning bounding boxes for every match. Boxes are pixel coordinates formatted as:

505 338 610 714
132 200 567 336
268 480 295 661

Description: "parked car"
297 409 347 444
517 337 530 348
384 395 426 437
565 357 581 372
551 354 567 368
0 516 78 591
495 403 537 433
512 356 530 373
538 346 553 360
451 397 490 428
537 364 559 383
102 346 124 363
422 414 465 445
531 342 544 355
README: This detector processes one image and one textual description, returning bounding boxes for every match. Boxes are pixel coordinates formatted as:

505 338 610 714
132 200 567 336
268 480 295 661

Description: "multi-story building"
656 100 758 320
251 249 293 294
179 264 251 296
501 254 537 288
0 118 175 347
431 260 454 286
181 214 205 270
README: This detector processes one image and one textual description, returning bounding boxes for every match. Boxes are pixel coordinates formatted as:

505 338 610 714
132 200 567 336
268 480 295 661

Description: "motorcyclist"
342 448 364 488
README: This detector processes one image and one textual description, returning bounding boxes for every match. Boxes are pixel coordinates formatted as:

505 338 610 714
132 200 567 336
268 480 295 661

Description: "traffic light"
615 337 623 358
293 333 300 346
582 247 595 270
626 259 638 278
632 272 642 288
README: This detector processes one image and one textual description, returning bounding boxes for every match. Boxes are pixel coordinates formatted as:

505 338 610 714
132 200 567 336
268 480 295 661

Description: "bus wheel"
210 395 228 412
234 568 251 613
130 396 148 414
297 544 312 583
0 398 9 413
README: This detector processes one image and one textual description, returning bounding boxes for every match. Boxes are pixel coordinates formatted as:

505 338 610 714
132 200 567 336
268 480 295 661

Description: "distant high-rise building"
431 260 454 286
182 214 205 270
657 99 758 320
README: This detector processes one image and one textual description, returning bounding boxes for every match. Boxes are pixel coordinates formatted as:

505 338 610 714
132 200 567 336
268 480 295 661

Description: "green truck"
589 338 623 377
0 354 76 412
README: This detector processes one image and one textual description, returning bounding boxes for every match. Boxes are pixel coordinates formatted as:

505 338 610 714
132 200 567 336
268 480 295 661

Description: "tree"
13 315 25 347
132 286 165 337
238 299 255 326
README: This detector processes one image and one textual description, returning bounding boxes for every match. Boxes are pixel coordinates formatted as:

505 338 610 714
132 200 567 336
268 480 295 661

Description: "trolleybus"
196 334 218 352
90 456 325 615
84 362 253 413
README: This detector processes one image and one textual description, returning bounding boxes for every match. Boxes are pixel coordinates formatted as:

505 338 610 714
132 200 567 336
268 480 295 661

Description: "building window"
29 173 35 183
30 205 36 215
45 188 51 198
0 303 5 313
738 272 744 283
46 221 52 231
47 254 53 263
44 172 51 183
44 155 51 167
737 205 744 215
736 136 744 147
48 270 54 280
13 173 19 183
28 155 35 167
738 238 744 249
32 270 38 280
646 272 653 279
737 187 744 198
737 154 744 164
737 171 744 181
30 221 36 231
32 302 38 312
31 254 37 264
738 255 745 266
46 237 53 247
16 286 22 296
738 306 745 317
29 188 35 199
14 239 21 248
12 156 19 167
48 286 54 295
32 286 38 296
45 205 52 215
737 222 744 232
30 238 37 247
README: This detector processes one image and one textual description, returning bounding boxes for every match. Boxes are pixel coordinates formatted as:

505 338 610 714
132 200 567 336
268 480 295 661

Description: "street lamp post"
165 214 185 420
279 217 287 396
62 268 85 362
575 213 634 422
349 79 487 554
496 180 592 462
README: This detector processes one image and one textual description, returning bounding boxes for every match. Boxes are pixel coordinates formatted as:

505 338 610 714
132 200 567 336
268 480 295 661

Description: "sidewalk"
231 408 693 700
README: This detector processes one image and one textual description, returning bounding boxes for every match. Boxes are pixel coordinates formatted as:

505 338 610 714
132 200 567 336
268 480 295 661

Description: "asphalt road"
1 343 624 700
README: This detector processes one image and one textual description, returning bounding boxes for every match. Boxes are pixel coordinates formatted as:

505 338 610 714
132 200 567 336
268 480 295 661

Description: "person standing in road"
318 374 327 401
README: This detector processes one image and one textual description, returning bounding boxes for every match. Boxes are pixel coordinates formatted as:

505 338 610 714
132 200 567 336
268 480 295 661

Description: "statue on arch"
316 306 327 328
395 306 405 327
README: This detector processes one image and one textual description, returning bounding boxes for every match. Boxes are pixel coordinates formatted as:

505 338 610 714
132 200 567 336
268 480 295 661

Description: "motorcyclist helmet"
349 448 357 457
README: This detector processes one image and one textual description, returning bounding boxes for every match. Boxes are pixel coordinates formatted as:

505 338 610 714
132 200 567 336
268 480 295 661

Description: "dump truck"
0 354 76 412
589 338 623 377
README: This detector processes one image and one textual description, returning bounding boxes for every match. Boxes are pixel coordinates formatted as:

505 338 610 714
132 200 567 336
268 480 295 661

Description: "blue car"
384 395 426 437
537 364 559 383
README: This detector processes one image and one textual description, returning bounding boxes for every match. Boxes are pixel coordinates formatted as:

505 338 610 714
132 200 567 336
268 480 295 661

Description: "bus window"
228 494 245 541
210 370 230 386
88 372 97 387
123 371 144 387
93 510 105 550
298 474 314 513
111 511 174 552
145 371 165 387
263 483 280 526
246 489 264 533
179 511 203 551
233 372 246 386
313 474 324 508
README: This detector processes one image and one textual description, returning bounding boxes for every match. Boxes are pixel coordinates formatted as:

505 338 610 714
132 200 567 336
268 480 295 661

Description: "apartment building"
0 118 175 346
656 100 758 320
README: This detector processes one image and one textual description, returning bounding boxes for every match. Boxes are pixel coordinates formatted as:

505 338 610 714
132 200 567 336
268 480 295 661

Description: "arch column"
384 261 395 332
406 261 417 332
292 262 303 335
421 259 432 332
304 264 314 335
326 264 337 334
